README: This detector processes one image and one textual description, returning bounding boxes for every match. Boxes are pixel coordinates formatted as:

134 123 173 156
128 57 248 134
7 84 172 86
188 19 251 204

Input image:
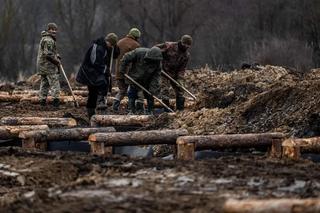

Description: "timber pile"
1 117 77 128
176 133 285 160
223 198 320 213
19 127 115 151
91 115 155 127
0 125 49 140
89 129 188 156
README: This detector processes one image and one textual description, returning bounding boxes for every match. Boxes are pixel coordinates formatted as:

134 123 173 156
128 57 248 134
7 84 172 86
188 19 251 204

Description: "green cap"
47 23 58 30
105 33 118 46
181 35 192 46
128 28 141 39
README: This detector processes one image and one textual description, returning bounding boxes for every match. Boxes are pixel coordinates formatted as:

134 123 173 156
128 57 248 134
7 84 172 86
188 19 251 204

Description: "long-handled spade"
124 74 174 113
59 64 79 108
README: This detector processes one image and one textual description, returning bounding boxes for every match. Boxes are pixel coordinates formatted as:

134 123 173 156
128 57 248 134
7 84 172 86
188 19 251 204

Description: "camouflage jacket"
115 35 140 80
36 31 60 75
120 47 162 95
156 42 190 78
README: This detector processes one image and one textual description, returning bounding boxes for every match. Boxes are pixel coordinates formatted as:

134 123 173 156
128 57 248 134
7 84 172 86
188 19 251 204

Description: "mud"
1 148 320 212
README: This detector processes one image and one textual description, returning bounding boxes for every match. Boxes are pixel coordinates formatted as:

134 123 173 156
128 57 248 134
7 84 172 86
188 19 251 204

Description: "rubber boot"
136 102 145 115
128 98 136 115
52 98 60 108
146 98 154 115
87 108 95 120
176 97 185 111
40 99 46 106
163 99 171 112
112 99 121 112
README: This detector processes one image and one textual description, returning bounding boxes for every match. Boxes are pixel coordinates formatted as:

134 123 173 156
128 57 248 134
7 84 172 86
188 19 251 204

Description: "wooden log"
176 133 285 160
19 127 116 141
12 90 39 96
91 115 155 127
1 117 77 128
20 96 84 104
0 94 23 102
0 125 49 139
178 133 285 150
177 139 195 160
270 138 283 158
20 127 115 151
89 129 188 146
223 198 320 213
0 91 9 95
281 137 320 160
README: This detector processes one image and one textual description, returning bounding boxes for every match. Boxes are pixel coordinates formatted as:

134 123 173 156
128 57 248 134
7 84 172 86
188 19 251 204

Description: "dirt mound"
170 65 320 136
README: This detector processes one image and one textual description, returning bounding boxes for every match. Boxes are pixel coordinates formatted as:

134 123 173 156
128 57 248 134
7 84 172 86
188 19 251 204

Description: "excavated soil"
1 65 320 212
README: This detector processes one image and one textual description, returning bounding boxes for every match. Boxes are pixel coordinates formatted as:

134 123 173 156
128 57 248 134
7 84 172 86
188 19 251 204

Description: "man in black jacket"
76 33 120 119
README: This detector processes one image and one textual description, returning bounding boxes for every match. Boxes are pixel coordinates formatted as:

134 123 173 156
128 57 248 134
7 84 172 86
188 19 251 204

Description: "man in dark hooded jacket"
120 46 163 114
76 33 120 119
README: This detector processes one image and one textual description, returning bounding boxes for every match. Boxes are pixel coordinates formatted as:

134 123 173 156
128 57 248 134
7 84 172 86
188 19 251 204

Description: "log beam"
281 137 320 160
90 115 155 127
89 129 188 146
1 117 77 128
176 133 285 160
20 127 115 151
0 125 49 140
223 198 320 213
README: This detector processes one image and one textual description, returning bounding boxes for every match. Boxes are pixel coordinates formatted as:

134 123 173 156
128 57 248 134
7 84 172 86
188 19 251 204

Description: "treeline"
0 0 320 81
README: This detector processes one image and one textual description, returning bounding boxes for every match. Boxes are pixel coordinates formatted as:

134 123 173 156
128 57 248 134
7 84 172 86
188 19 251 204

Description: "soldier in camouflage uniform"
156 35 192 111
120 47 163 114
112 28 141 112
36 23 61 107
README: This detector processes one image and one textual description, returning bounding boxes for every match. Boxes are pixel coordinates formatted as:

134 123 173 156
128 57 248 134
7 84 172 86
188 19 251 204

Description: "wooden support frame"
89 129 188 156
176 133 285 160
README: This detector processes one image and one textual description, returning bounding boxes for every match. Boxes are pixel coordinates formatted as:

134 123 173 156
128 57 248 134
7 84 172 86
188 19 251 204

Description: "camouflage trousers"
161 75 184 101
39 73 61 100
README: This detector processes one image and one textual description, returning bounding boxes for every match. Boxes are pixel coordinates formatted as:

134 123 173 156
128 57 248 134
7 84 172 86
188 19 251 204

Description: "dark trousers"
87 85 107 109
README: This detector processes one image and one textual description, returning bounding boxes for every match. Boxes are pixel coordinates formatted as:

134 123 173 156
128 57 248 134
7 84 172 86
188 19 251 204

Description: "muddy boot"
96 95 107 110
112 99 121 112
52 98 60 108
128 98 136 115
163 99 171 112
40 99 46 106
176 97 185 111
87 108 95 120
136 102 145 115
146 98 154 115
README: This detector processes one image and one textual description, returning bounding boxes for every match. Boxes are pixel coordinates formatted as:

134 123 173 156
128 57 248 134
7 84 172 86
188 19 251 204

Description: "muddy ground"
1 148 320 212
1 65 320 212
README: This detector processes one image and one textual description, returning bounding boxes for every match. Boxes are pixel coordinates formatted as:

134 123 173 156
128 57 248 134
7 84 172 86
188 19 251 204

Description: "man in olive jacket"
112 28 141 111
120 46 163 114
76 33 120 119
156 35 192 111
36 23 61 107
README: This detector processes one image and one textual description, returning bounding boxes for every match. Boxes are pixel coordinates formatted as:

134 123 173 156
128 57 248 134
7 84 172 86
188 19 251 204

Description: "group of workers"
36 23 193 119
